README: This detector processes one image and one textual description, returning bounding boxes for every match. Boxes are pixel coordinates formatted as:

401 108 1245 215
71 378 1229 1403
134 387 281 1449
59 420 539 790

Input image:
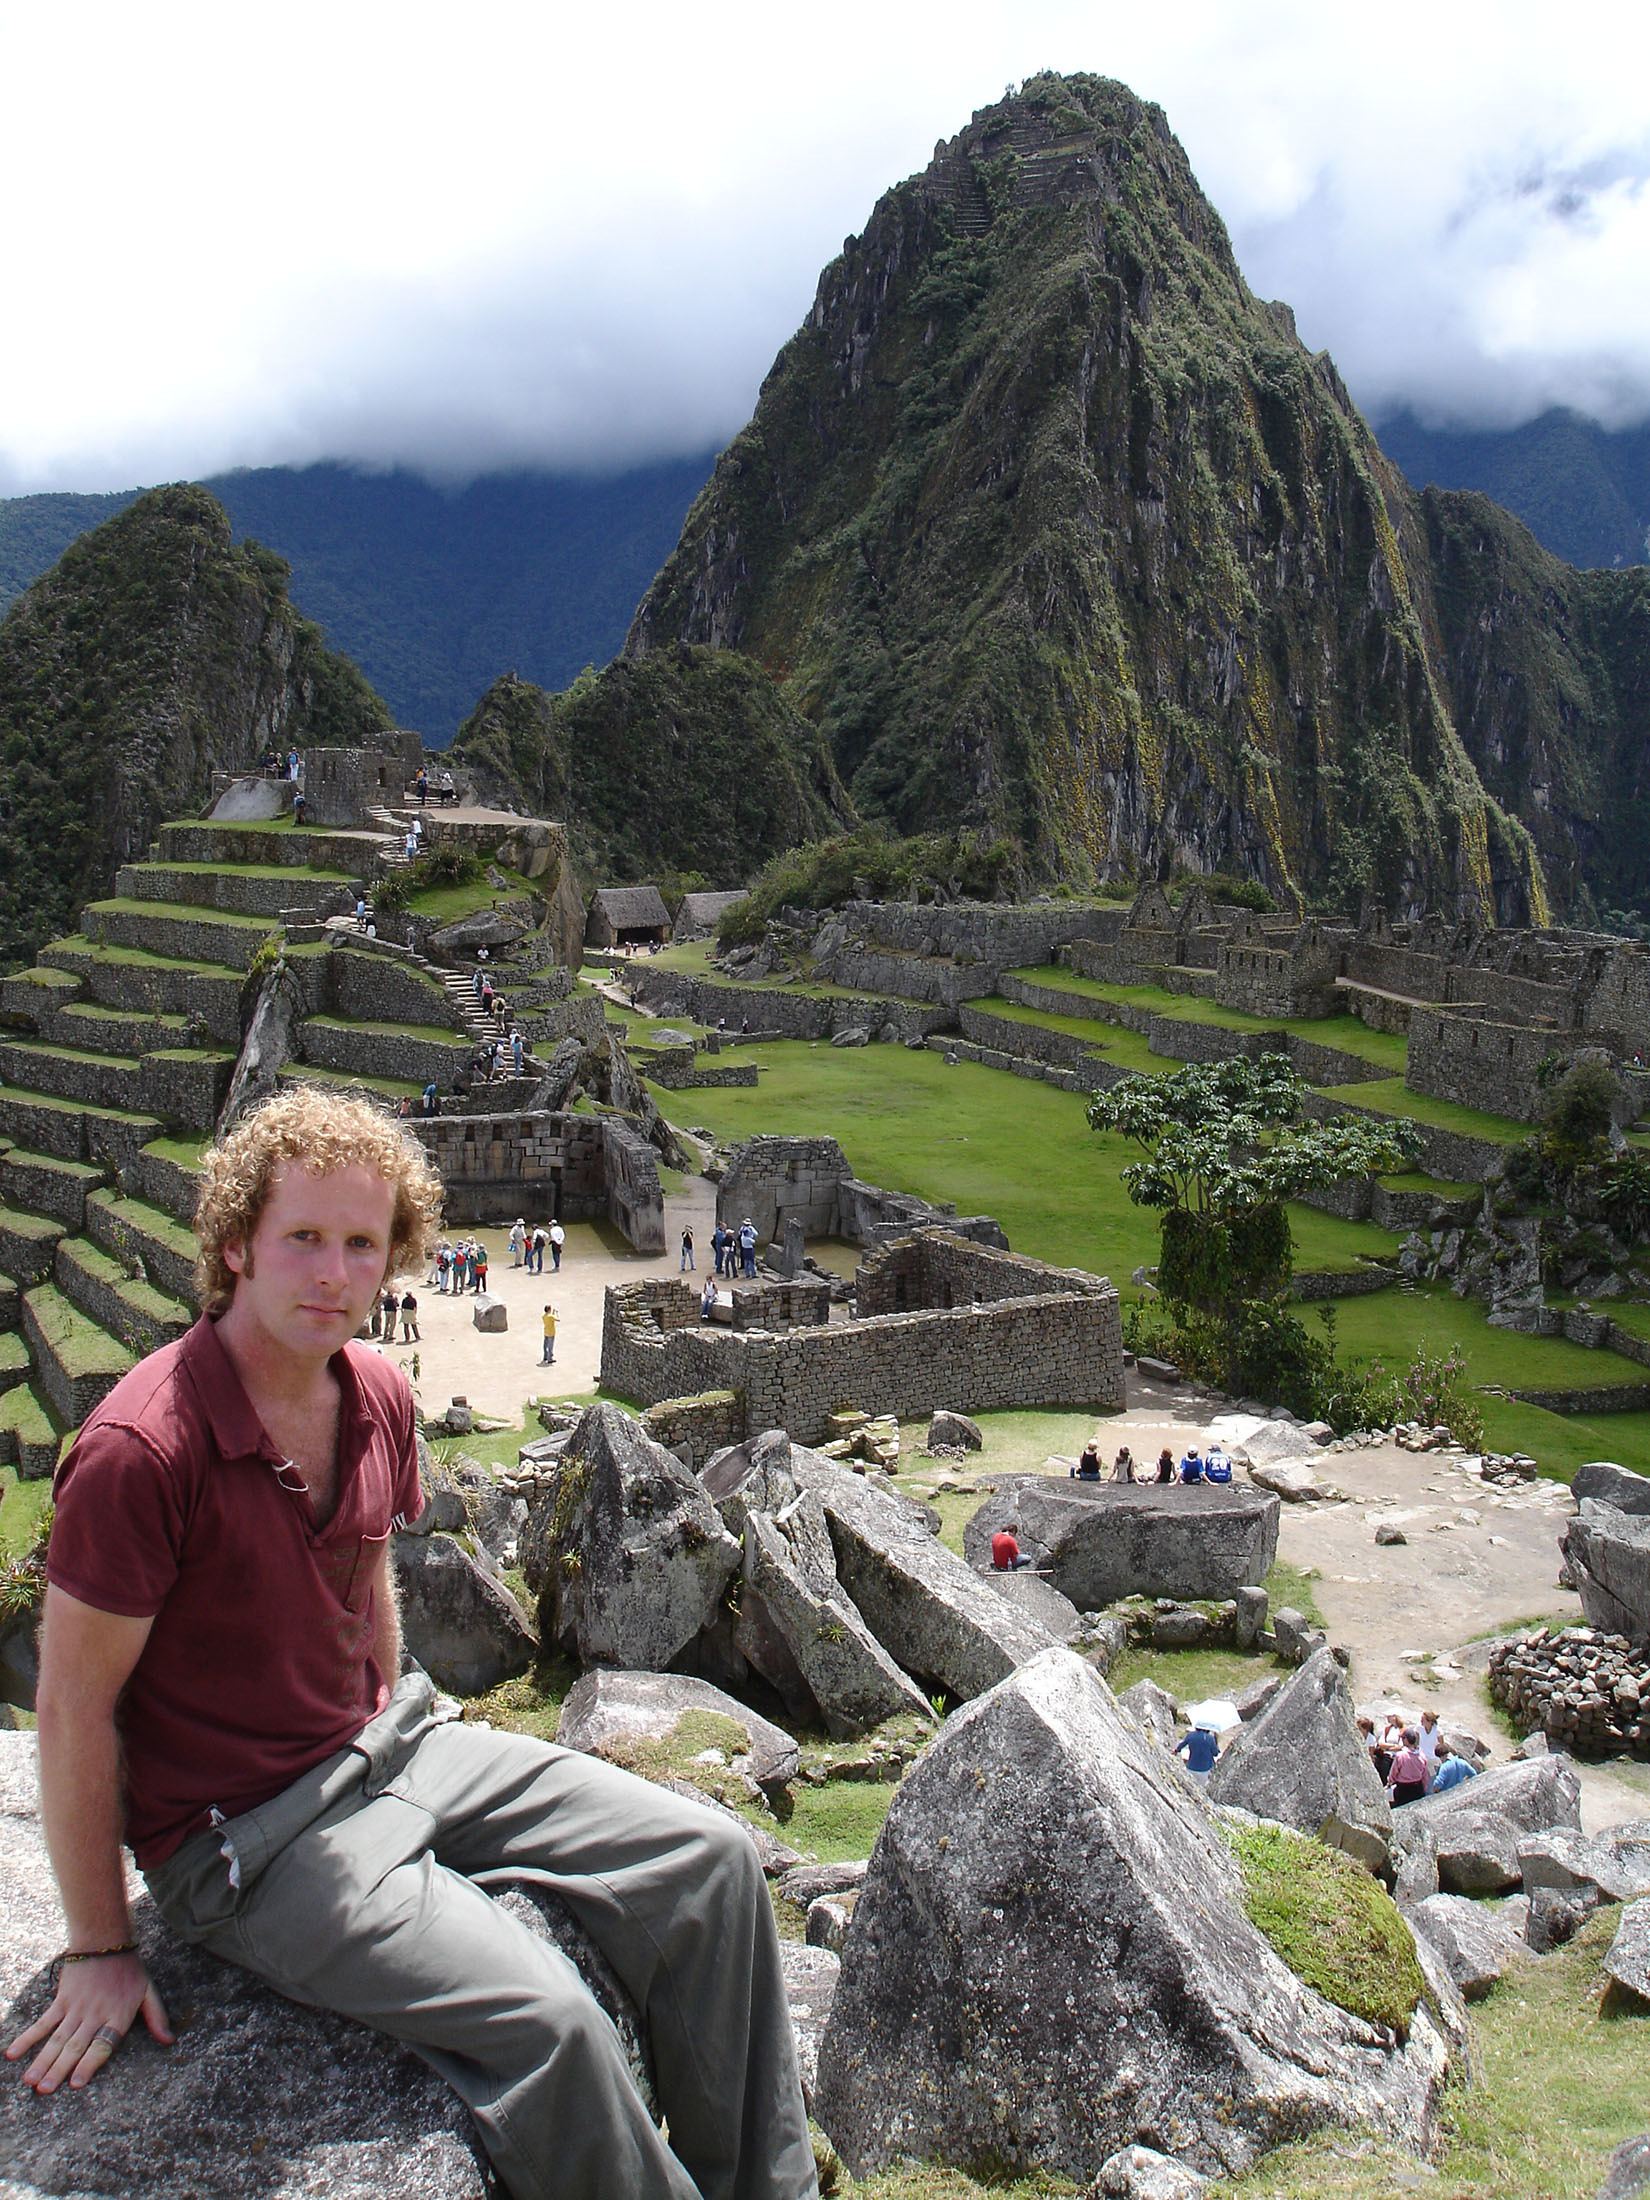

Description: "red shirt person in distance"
8 1089 813 2200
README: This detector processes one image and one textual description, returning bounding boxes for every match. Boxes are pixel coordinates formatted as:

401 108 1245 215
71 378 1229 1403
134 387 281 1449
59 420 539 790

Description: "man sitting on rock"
1428 1742 1479 1794
990 1522 1035 1571
6 1087 815 2200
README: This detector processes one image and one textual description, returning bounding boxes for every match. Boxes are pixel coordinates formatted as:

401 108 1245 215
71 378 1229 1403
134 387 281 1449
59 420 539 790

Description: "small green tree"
1540 1059 1618 1170
1087 1053 1421 1394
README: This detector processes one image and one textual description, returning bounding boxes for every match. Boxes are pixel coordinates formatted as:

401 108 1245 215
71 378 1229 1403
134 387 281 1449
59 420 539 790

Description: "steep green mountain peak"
627 72 1569 924
0 484 390 966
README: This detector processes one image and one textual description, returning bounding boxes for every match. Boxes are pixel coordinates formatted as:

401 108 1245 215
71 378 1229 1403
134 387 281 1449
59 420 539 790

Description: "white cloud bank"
2 0 1648 492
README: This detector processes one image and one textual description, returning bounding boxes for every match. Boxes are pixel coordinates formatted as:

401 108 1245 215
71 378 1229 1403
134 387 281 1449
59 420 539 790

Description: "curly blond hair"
194 1087 445 1314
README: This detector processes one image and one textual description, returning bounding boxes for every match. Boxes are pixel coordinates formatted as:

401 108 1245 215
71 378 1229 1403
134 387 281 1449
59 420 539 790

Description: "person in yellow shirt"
541 1305 557 1366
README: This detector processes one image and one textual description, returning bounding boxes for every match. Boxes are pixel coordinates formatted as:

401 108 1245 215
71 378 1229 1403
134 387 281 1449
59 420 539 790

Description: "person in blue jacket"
1174 1724 1220 1779
1428 1744 1479 1793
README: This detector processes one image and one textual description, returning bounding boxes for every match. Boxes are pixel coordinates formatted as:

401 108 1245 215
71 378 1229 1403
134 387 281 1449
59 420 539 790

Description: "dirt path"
1102 1377 1649 1833
377 1178 719 1422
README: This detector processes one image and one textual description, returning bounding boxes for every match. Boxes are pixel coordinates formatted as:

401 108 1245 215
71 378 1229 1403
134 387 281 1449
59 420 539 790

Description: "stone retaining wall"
820 948 979 1009
138 1052 235 1131
923 1035 1096 1092
1298 1090 1510 1183
132 1146 201 1224
409 1111 608 1224
956 1004 1106 1073
630 967 948 1043
22 1292 120 1427
640 1389 747 1464
855 1228 1112 1318
157 823 387 874
117 865 357 922
826 898 1122 970
0 1095 157 1179
324 947 463 1030
85 1193 197 1304
0 1156 97 1231
37 949 245 1046
1406 1007 1559 1126
48 1005 183 1059
600 1229 1123 1445
1509 1380 1650 1414
1336 982 1413 1035
299 1019 469 1088
0 1043 141 1112
82 905 269 971
1290 1267 1397 1300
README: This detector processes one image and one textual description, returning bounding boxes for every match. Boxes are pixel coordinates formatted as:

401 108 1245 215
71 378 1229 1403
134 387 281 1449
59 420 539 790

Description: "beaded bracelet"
55 1942 137 1970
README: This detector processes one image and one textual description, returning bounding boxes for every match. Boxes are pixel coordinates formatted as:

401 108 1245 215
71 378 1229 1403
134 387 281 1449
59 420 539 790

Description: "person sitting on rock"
990 1522 1034 1571
1179 1448 1206 1485
1203 1447 1232 1484
1386 1727 1431 1805
1174 1723 1221 1781
701 1276 718 1322
1073 1443 1102 1481
8 1087 813 2196
1155 1447 1176 1484
1112 1445 1135 1484
1428 1742 1479 1794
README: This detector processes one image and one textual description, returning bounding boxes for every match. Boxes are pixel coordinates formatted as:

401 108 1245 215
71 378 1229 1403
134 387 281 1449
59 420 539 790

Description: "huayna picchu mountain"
625 71 1650 924
0 484 390 967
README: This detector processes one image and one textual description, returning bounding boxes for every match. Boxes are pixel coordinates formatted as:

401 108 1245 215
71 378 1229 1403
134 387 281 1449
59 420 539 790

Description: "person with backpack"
549 1221 565 1273
472 1244 489 1295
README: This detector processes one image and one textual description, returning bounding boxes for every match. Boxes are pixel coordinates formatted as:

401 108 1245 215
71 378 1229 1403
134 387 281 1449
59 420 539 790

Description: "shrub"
1223 1819 1425 2037
1541 1060 1618 1168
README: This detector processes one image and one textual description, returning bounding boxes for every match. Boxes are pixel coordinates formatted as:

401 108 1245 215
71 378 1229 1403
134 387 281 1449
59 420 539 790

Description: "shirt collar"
180 1315 378 1462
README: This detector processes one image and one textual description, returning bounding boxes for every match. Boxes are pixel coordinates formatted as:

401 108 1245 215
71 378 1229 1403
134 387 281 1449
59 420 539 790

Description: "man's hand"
6 1952 173 2093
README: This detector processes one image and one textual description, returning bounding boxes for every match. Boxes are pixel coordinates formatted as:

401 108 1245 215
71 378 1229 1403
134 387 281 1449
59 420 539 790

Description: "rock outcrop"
964 1479 1279 1605
523 1402 740 1669
814 1649 1458 2184
1563 1501 1650 1640
556 1668 799 1808
1206 1648 1393 1872
391 1531 537 1696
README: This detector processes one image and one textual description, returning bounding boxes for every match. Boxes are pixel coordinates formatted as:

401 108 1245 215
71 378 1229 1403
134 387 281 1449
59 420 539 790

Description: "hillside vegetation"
0 459 713 740
452 653 852 881
0 484 389 967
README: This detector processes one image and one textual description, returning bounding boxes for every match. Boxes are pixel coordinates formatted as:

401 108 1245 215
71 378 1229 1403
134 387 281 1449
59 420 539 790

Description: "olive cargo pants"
145 1677 817 2200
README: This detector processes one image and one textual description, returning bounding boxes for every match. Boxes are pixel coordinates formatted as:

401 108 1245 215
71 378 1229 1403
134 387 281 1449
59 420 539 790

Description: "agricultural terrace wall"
822 949 979 1009
1297 1091 1510 1183
298 1020 470 1088
630 967 947 1043
823 899 1123 969
156 824 387 874
322 947 462 1030
599 1231 1123 1445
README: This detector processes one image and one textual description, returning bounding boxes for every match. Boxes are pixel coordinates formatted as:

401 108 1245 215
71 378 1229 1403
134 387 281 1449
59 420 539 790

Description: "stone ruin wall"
854 1228 1114 1318
600 1230 1124 1447
412 1110 608 1225
714 1134 1008 1253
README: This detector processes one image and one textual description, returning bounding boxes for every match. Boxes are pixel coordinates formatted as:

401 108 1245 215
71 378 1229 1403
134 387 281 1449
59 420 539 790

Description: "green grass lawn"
403 868 545 923
83 897 274 930
1599 1299 1650 1341
962 995 1183 1075
661 1043 1399 1290
0 1459 54 1559
1008 968 1410 1073
1320 1075 1528 1145
1328 1284 1650 1395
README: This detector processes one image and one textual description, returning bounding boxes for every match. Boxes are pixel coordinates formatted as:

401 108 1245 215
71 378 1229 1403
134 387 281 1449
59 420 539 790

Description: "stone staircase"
0 817 490 1476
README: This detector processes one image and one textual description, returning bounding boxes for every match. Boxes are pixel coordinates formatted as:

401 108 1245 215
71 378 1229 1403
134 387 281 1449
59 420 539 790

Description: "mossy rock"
1223 1818 1425 2037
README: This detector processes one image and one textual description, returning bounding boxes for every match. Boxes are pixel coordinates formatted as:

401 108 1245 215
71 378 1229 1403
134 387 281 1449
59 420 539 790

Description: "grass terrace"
82 897 275 929
1008 967 1411 1073
962 994 1183 1075
1318 1075 1528 1145
284 1063 426 1101
401 867 546 924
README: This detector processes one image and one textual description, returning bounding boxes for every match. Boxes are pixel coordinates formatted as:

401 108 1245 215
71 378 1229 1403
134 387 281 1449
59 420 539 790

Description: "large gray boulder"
1572 1461 1650 1516
737 1503 934 1737
0 1732 617 2198
1602 1898 1650 2013
1599 2134 1650 2200
702 1427 805 1537
1562 1501 1650 1637
963 1479 1279 1605
978 1567 1083 1642
556 1668 799 1808
813 1649 1458 2185
390 1531 536 1695
1407 1893 1529 2001
1205 1649 1393 1873
1390 1753 1583 1859
523 1403 740 1669
1430 1813 1526 1897
795 1449 1058 1702
1517 1821 1650 1906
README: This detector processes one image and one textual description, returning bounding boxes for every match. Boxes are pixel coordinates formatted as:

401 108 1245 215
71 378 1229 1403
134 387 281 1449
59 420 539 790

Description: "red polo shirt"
47 1316 420 1867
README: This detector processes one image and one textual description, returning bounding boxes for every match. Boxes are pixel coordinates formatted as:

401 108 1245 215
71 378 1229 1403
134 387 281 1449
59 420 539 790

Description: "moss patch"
1223 1820 1424 2037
